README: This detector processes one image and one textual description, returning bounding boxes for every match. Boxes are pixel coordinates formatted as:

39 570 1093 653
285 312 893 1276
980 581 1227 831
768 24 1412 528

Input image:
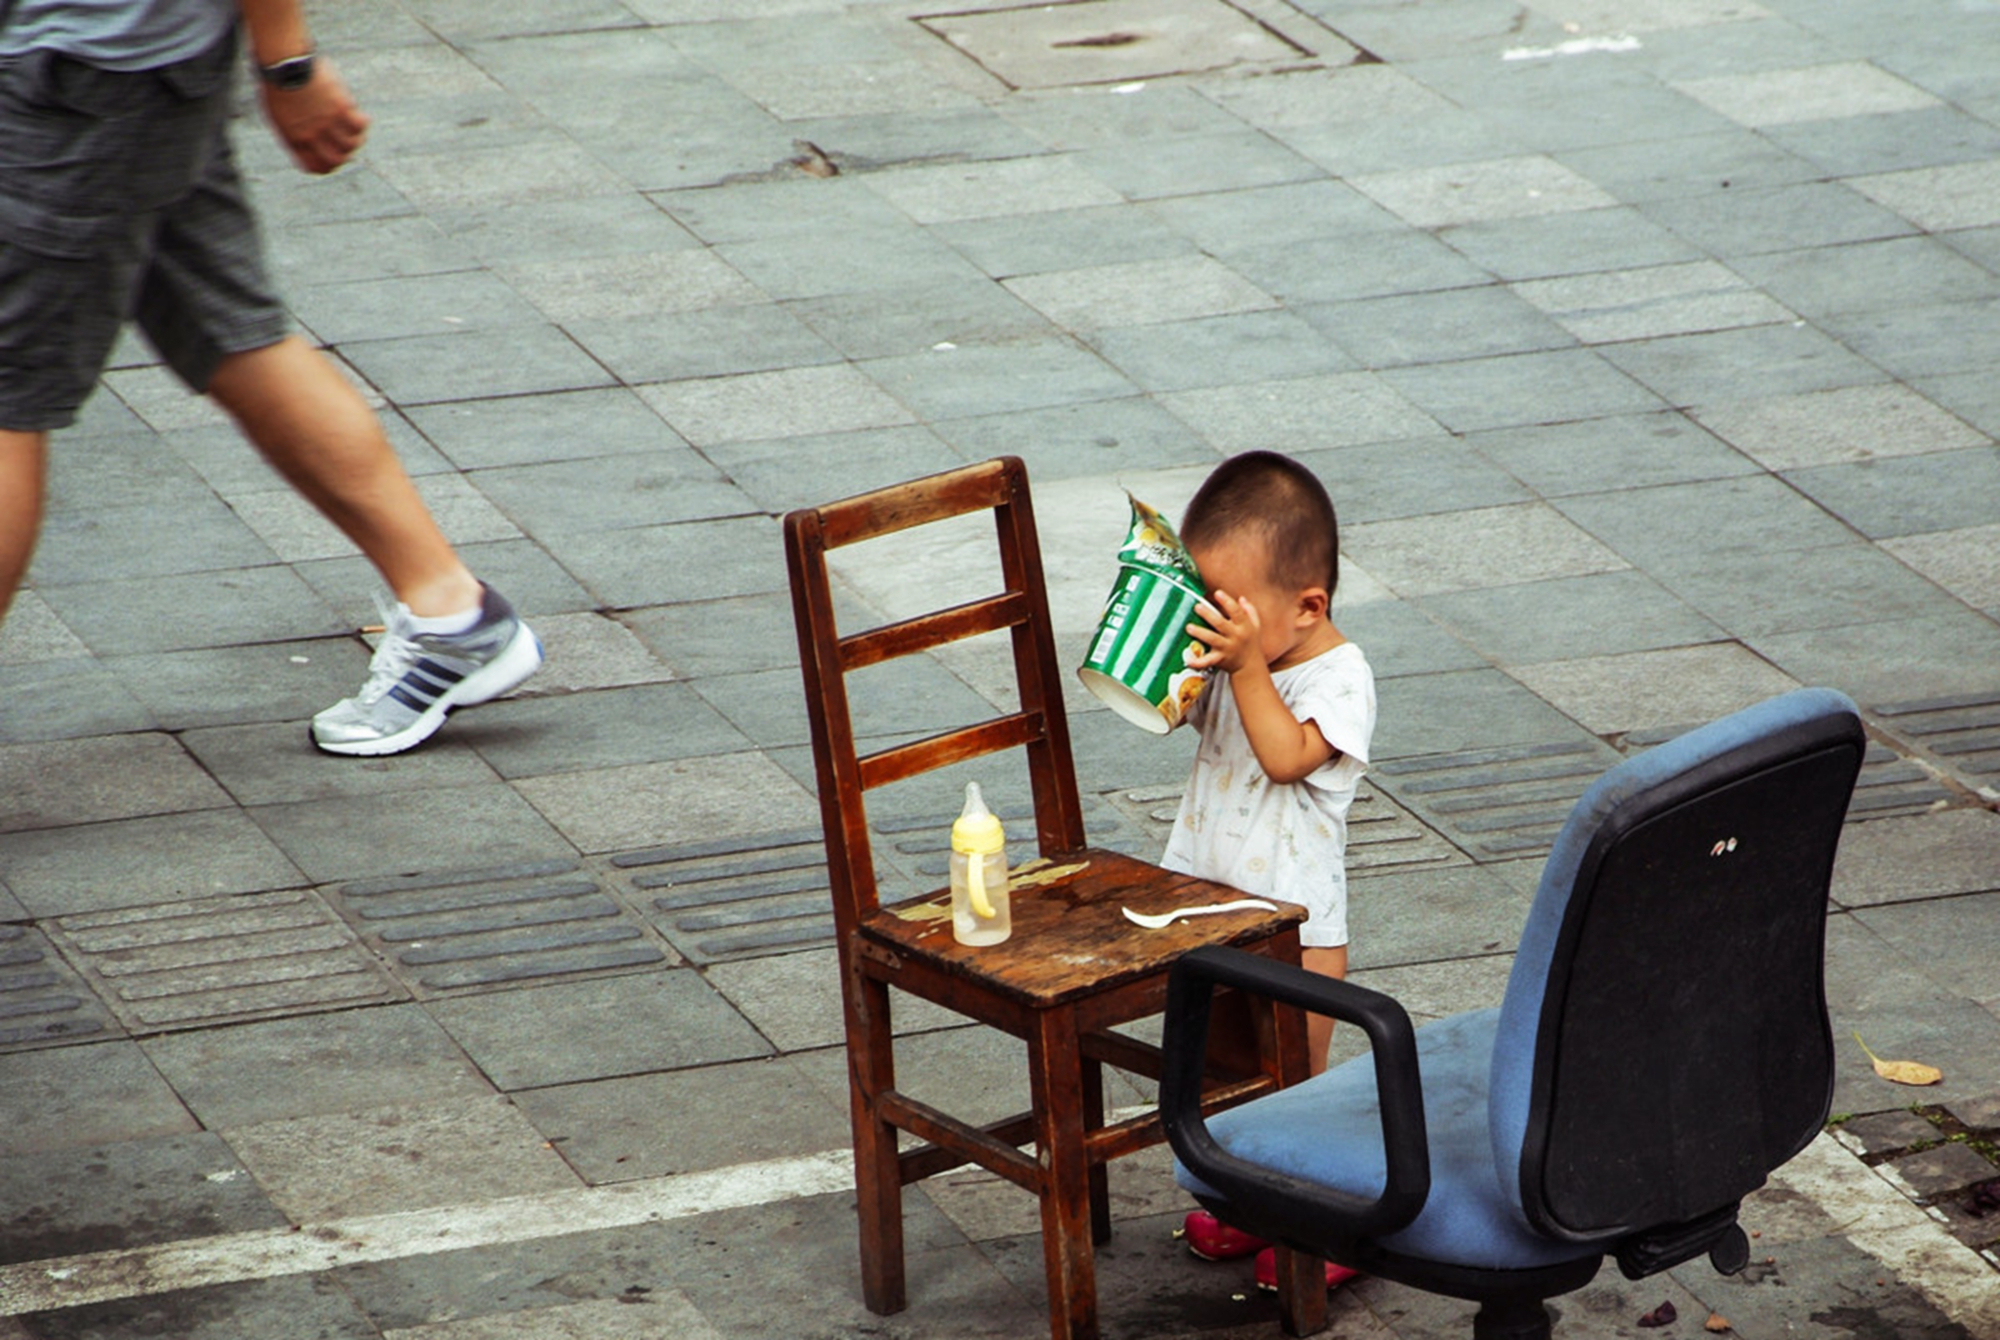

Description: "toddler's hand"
1188 589 1266 676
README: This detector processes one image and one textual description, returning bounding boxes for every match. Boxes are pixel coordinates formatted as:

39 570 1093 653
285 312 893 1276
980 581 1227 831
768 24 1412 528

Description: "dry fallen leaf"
1637 1300 1677 1328
1706 1312 1732 1333
1852 1032 1943 1086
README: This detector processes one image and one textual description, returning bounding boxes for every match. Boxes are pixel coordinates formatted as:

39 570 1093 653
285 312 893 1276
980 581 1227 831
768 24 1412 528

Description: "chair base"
1473 1297 1551 1340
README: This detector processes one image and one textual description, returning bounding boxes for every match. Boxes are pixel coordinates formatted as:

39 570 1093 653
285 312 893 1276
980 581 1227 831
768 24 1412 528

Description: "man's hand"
1188 589 1266 677
260 61 369 174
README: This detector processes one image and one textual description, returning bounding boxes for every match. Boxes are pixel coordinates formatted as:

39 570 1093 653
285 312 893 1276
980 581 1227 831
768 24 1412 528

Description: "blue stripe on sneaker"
414 657 468 685
388 684 432 712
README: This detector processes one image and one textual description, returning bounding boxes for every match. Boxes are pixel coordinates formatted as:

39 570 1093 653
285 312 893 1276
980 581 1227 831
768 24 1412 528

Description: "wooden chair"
784 456 1327 1340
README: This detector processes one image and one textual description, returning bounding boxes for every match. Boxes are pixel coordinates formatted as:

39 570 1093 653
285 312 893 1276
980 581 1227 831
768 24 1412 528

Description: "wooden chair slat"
839 590 1031 670
857 713 1044 792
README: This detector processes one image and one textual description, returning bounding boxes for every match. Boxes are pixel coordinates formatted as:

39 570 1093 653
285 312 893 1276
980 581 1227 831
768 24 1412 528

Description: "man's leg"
203 335 480 618
0 429 48 628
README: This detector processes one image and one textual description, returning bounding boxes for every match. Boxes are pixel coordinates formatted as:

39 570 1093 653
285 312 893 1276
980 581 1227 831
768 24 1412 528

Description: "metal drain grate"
1373 740 1622 862
327 860 668 995
1121 782 1463 873
0 923 116 1050
46 890 400 1033
611 829 858 966
1871 692 2000 797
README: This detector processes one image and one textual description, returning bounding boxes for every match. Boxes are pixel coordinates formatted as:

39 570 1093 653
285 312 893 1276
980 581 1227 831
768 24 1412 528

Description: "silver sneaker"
312 584 542 757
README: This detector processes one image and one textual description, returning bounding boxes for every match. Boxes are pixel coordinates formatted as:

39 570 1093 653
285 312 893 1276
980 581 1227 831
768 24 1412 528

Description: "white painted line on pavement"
0 1148 856 1317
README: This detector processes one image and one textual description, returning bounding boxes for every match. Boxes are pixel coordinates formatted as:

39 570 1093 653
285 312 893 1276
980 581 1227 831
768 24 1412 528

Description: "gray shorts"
0 30 289 432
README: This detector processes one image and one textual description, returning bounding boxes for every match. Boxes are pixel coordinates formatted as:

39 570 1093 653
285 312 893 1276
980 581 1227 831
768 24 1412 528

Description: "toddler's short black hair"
1181 450 1339 596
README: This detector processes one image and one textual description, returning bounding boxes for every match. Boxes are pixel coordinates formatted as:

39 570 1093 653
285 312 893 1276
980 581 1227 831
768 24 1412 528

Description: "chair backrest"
1488 688 1866 1242
784 457 1087 938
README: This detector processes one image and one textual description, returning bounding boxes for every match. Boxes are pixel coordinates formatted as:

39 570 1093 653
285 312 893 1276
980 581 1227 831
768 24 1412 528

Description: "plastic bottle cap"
952 784 1006 855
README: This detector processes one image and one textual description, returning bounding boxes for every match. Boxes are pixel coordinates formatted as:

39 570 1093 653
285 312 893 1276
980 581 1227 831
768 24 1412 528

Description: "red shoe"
1254 1246 1361 1292
1181 1210 1268 1260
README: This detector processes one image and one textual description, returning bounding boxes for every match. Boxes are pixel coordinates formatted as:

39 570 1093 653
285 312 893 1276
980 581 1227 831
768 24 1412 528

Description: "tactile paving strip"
611 828 854 967
1869 692 2000 798
1372 740 1623 862
1120 781 1463 873
1622 726 1962 821
0 923 117 1050
45 889 401 1033
324 859 670 996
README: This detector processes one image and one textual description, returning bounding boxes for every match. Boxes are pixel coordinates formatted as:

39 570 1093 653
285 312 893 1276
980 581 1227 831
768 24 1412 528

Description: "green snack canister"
1077 495 1210 735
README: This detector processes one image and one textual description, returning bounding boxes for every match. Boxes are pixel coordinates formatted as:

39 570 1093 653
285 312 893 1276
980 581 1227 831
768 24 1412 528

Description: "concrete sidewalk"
3 0 1999 1336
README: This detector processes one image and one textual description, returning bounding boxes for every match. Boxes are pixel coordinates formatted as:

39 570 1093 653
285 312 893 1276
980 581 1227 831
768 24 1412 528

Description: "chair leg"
1266 984 1328 1337
847 969 906 1315
1082 1056 1112 1246
1030 1009 1099 1340
1472 1296 1552 1340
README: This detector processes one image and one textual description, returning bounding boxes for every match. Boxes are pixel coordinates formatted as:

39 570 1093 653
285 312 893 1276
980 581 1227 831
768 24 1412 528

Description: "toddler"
1162 451 1375 1290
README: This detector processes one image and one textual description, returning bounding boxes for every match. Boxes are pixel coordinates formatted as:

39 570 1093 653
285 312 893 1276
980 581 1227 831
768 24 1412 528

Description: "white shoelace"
356 605 423 706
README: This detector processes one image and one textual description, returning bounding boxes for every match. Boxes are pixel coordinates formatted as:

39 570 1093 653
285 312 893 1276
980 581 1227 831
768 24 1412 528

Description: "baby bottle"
950 782 1011 946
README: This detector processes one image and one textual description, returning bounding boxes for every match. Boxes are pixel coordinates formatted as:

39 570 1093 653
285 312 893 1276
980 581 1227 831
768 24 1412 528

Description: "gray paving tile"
1556 474 1863 570
0 733 227 836
638 363 915 446
1690 383 1987 471
378 1294 728 1340
1348 864 1535 968
1227 228 1493 304
42 428 217 515
1652 542 1975 637
1351 154 1621 228
999 80 1252 150
1749 611 2000 703
1596 321 1883 406
1005 255 1279 332
1293 438 1534 524
1379 348 1665 433
785 280 1053 361
1142 179 1404 254
28 1274 383 1340
621 592 802 681
1161 371 1444 451
1761 104 2000 176
142 1003 494 1129
702 946 967 1054
1371 667 1604 760
404 387 689 471
497 249 764 324
1641 180 1918 259
1087 309 1355 390
100 637 373 732
427 969 772 1090
1783 447 2000 539
1513 260 1796 343
35 567 343 657
227 1092 579 1221
286 270 548 345
1346 502 1629 598
567 304 843 385
467 682 752 780
1069 129 1326 201
1671 60 1942 127
368 137 635 212
1943 223 2000 276
515 1055 844 1184
1733 236 2000 320
1508 642 1802 736
1850 157 2000 232
1853 890 2000 1015
693 655 996 751
0 1041 196 1152
0 659 155 744
1 809 305 917
470 451 755 538
1881 525 2000 618
1822 296 2000 382
0 591 88 666
397 0 641 41
930 397 1219 481
514 749 820 854
340 325 615 405
431 194 700 266
0 1130 286 1265
547 515 786 608
715 225 988 301
1553 128 1826 203
861 338 1136 421
1468 411 1760 497
296 539 596 630
1823 911 2000 1114
701 425 965 514
1324 599 1488 678
1300 284 1575 368
249 784 575 886
1420 570 1726 666
29 497 277 586
507 611 676 696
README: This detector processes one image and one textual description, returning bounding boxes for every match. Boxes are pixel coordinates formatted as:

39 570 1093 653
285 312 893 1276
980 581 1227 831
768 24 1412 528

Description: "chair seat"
1177 1009 1614 1272
860 849 1306 1009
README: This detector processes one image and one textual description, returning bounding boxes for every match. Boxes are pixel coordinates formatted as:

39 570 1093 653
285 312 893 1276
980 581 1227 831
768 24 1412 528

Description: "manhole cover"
1871 692 2000 799
0 923 117 1051
1373 739 1622 862
917 0 1319 90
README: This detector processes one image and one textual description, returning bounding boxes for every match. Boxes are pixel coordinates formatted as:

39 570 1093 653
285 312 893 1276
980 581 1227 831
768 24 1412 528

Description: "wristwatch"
258 50 317 91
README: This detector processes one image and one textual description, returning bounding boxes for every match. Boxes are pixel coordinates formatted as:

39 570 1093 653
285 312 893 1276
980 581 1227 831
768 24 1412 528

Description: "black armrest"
1161 945 1431 1244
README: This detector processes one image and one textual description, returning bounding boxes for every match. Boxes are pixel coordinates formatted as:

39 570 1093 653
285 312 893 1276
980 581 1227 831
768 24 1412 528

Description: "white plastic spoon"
1120 898 1279 929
